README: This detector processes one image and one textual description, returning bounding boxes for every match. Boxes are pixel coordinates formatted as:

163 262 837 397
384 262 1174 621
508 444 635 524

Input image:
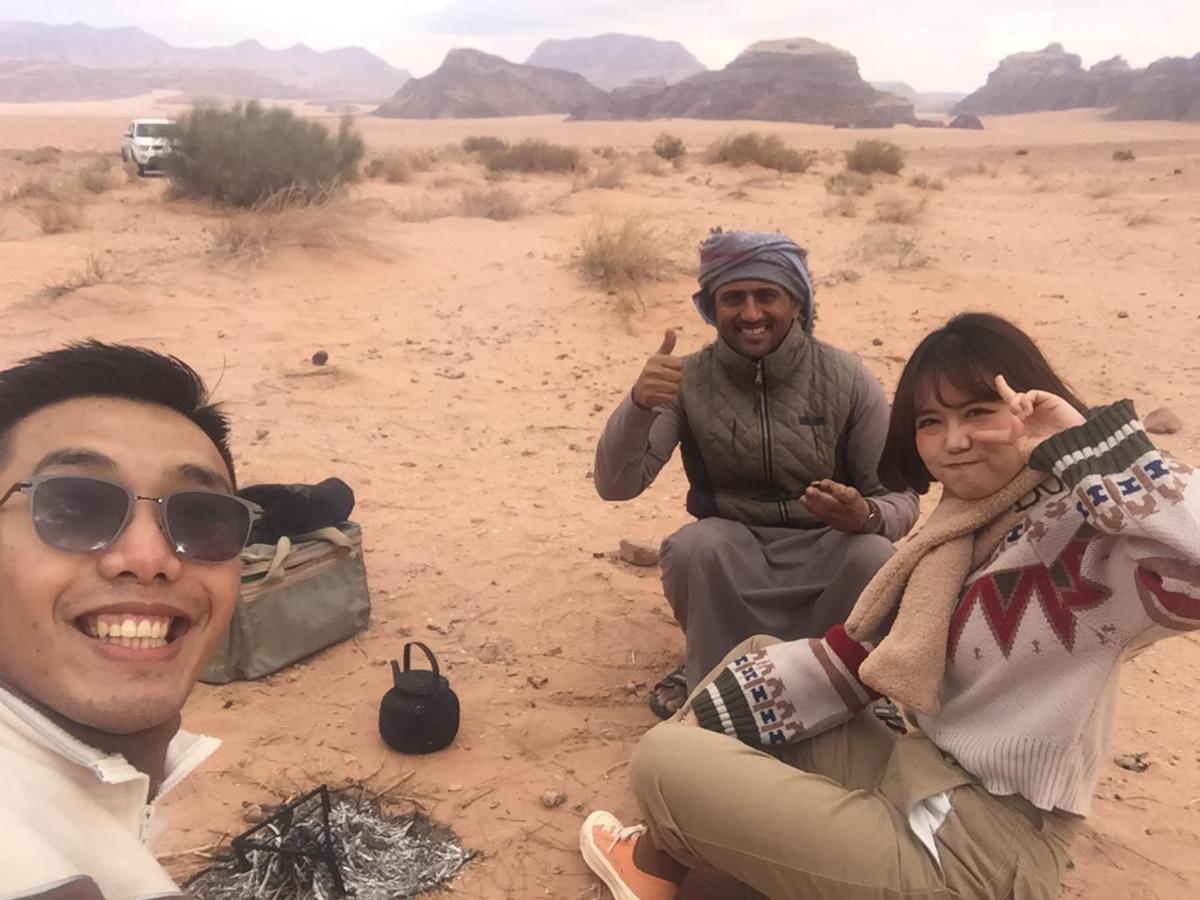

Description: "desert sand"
1 96 1198 899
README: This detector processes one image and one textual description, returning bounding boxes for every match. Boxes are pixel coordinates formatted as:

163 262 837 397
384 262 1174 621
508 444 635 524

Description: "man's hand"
800 479 871 532
632 329 683 410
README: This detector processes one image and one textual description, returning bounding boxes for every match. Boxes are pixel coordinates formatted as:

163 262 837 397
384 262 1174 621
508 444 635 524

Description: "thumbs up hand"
632 329 684 410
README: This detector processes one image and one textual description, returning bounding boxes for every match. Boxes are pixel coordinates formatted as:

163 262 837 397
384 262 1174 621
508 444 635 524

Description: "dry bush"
480 139 581 173
389 197 453 222
589 162 628 190
78 157 118 194
1085 180 1125 199
823 197 858 218
873 194 927 224
908 173 944 191
457 187 524 221
851 227 930 269
825 172 873 196
39 251 108 300
1112 149 1136 162
365 153 413 184
5 178 59 201
1124 209 1160 226
462 135 509 155
29 196 84 234
593 145 619 161
20 145 61 165
706 133 815 173
946 163 992 179
208 186 363 265
576 217 678 292
652 132 686 161
845 140 905 175
636 152 668 176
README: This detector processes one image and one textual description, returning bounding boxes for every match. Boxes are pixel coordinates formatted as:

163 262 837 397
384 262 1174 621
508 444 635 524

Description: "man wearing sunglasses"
0 342 256 899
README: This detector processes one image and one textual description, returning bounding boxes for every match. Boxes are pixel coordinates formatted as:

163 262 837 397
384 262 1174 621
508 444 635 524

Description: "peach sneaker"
580 810 679 900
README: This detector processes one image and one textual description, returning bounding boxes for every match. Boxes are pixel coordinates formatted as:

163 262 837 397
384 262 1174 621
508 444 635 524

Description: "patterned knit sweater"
694 401 1200 816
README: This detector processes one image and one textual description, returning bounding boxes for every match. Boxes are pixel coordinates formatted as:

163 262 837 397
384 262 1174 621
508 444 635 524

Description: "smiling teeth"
83 614 174 648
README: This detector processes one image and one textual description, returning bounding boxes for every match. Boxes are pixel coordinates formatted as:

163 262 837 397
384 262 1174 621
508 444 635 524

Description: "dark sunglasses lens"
32 477 129 552
164 492 250 562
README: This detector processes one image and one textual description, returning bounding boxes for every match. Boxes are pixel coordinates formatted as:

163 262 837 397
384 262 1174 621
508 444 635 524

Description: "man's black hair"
0 341 235 484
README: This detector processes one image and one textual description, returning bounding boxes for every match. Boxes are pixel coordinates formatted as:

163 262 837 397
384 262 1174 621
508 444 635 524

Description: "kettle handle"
401 641 441 683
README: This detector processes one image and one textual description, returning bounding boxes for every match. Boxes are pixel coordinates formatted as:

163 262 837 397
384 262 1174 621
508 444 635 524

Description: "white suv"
120 118 174 176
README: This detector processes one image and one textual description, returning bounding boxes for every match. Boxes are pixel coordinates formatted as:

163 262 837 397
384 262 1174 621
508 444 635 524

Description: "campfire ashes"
187 787 475 899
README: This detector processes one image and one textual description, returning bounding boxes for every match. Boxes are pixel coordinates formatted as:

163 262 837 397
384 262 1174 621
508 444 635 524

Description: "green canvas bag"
200 522 370 684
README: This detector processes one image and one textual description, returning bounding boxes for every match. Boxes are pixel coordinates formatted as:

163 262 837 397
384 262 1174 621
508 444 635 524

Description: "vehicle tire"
121 147 128 163
136 162 146 177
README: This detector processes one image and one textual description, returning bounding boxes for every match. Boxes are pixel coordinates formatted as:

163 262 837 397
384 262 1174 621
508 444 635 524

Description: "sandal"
648 662 687 720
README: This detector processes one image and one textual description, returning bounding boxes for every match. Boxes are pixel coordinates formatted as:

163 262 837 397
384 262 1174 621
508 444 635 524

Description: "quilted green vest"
677 323 860 527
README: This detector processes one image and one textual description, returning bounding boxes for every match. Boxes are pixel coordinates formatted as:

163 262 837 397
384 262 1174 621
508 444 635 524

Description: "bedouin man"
594 228 919 716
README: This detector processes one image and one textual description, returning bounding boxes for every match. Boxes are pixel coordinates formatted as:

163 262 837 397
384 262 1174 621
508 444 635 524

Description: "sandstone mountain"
871 81 965 113
374 48 607 118
956 44 1134 114
581 38 914 126
1112 54 1200 121
525 33 705 91
0 20 410 102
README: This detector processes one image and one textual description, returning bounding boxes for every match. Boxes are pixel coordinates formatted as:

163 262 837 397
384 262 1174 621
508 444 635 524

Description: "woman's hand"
975 375 1087 461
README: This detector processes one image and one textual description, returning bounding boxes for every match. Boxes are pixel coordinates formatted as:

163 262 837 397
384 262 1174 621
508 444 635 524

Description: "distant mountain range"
0 21 410 102
525 34 705 91
870 82 965 114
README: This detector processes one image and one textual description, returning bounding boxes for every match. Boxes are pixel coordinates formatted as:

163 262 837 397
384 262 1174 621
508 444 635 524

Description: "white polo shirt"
0 685 219 900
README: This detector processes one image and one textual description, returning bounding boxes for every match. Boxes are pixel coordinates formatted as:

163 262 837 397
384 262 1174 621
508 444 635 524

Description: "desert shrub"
589 162 627 190
576 217 678 292
593 145 619 161
825 171 873 196
636 152 668 176
164 100 364 207
479 139 581 173
365 153 413 184
851 227 929 269
706 133 815 173
5 178 59 201
462 135 509 155
78 157 117 194
653 132 686 161
39 251 108 300
1014 148 1030 156
29 197 83 234
874 194 926 224
20 145 61 165
1124 209 1160 226
457 187 524 220
845 140 906 175
208 185 363 265
1112 149 1136 162
823 197 858 218
908 173 944 191
1085 180 1125 199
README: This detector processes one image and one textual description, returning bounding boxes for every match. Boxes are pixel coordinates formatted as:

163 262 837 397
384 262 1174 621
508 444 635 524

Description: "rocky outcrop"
1112 54 1200 121
581 37 914 126
374 48 607 118
948 114 983 130
0 21 409 102
526 34 705 91
956 44 1134 114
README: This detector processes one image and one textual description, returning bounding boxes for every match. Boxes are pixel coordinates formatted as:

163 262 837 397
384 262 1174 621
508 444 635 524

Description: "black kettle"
378 642 459 754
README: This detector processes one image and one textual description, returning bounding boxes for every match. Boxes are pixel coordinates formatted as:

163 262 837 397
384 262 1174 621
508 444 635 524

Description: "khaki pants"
630 637 1082 899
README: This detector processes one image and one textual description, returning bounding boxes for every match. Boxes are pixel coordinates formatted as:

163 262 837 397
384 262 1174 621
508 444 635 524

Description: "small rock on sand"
311 350 328 366
541 789 567 809
619 538 660 567
1144 407 1182 435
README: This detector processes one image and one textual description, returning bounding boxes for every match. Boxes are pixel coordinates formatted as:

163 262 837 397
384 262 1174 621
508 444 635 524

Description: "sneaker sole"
579 811 642 900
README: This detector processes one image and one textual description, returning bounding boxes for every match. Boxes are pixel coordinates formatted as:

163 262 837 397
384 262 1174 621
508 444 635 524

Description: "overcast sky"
1 1 1196 92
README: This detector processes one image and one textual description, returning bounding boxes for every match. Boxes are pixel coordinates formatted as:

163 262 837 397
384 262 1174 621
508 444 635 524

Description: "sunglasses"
0 474 261 562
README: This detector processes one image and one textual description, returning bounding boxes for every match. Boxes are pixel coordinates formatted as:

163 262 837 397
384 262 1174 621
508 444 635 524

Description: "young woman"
580 312 1200 900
